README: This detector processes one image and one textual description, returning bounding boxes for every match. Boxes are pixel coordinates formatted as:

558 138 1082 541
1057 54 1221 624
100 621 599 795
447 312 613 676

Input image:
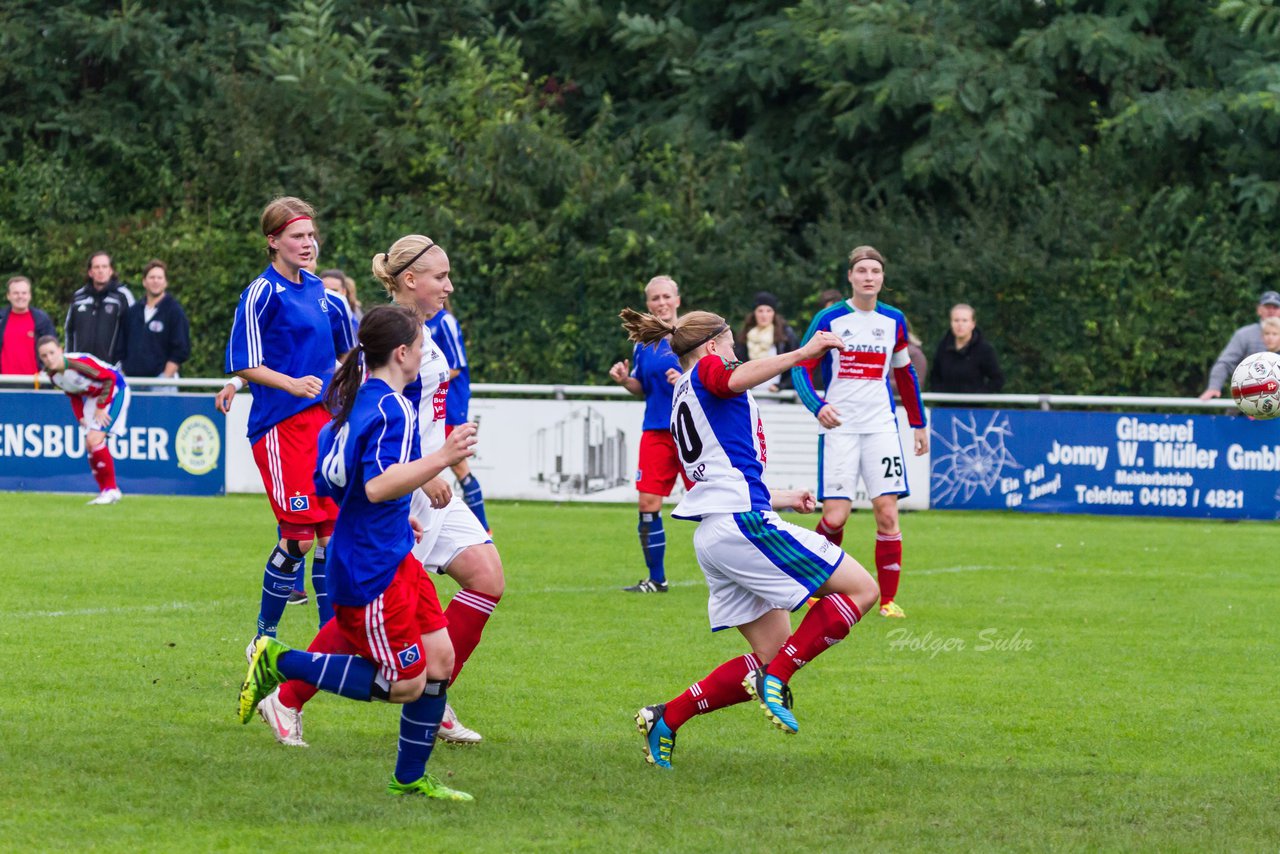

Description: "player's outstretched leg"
635 704 676 769
439 703 482 745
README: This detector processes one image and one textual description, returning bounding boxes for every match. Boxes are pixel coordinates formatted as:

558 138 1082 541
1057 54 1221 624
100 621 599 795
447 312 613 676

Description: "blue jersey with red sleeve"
314 378 420 607
225 265 352 444
425 309 470 425
631 338 681 431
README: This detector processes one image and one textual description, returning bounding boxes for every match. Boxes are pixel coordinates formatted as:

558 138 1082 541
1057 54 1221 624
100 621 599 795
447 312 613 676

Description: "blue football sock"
277 649 378 702
292 558 307 594
638 511 666 584
394 679 448 784
312 544 332 628
258 545 302 637
459 473 489 530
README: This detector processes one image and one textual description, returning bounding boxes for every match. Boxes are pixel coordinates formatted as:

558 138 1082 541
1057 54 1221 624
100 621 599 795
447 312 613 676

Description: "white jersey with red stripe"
50 352 123 400
402 322 451 456
792 300 925 434
670 355 772 521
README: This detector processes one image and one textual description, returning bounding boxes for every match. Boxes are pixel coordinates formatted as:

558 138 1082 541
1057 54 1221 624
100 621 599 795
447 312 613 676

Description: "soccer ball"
1230 351 1280 419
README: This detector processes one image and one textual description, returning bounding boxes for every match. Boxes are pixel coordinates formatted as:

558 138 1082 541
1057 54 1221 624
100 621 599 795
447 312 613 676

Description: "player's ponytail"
372 234 439 299
325 304 421 428
622 308 729 368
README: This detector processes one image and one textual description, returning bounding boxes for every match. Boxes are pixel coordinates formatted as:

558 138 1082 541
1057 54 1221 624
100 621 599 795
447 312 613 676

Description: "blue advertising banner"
929 408 1280 520
0 390 224 495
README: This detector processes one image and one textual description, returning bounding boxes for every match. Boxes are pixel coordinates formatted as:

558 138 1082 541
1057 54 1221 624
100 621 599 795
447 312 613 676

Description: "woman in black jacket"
930 303 1004 394
733 291 799 395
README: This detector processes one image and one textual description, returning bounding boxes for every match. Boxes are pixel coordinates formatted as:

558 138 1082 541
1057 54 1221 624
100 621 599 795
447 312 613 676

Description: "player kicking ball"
620 307 880 769
237 305 476 800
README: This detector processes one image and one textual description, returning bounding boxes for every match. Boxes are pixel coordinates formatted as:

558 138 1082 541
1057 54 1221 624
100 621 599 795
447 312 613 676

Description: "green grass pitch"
1 493 1275 851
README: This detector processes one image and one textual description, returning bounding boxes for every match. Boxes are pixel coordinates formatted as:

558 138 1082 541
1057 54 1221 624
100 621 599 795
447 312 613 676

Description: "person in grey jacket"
1200 290 1280 400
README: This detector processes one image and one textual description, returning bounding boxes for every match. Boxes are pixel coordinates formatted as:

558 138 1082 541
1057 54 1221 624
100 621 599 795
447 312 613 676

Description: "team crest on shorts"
289 494 311 512
635 468 643 482
397 644 421 669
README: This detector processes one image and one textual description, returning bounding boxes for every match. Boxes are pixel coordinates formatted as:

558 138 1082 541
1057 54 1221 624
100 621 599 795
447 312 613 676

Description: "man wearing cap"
1199 290 1280 400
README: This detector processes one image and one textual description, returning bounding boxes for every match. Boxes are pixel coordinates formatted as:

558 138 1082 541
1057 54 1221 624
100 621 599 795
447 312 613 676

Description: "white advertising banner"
223 394 930 508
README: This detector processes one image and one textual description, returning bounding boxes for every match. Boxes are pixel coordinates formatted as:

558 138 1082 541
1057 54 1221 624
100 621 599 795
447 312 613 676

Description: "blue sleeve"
225 278 273 373
791 309 831 416
326 293 356 358
435 313 467 370
366 394 417 475
628 343 642 379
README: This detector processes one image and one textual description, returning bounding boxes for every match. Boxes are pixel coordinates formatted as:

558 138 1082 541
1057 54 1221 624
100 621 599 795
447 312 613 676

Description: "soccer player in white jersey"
620 307 880 769
791 245 928 618
257 235 499 747
37 334 130 504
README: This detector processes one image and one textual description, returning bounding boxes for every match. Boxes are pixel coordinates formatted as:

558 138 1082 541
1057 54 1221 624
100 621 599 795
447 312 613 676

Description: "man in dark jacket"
931 303 1005 394
121 259 191 391
1 275 57 374
64 251 135 365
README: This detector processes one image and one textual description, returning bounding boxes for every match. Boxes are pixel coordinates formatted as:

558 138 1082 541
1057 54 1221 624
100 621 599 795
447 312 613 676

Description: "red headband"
268 215 312 236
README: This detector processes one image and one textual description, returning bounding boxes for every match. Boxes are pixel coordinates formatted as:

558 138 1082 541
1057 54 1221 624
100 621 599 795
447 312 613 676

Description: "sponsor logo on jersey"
289 494 311 512
873 327 885 339
396 643 421 669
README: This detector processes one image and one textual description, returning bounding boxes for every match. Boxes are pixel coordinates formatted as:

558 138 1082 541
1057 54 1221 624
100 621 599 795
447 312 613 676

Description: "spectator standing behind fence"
1200 290 1280 400
733 291 799 397
930 303 1004 394
1263 316 1280 353
1 276 56 375
64 252 135 365
121 260 190 392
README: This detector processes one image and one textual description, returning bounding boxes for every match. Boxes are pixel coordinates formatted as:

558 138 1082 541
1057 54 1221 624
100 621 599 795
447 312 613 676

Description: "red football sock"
278 617 353 710
88 443 117 491
816 516 844 546
875 532 902 604
765 593 862 683
664 653 762 731
444 589 500 685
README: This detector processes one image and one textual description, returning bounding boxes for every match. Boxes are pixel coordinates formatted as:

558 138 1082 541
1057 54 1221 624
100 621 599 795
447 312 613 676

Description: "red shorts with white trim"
251 404 338 539
635 429 690 496
333 553 448 683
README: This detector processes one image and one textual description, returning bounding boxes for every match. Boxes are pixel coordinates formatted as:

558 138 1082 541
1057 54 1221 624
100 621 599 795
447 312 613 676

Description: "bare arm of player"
234 365 322 399
771 489 817 513
365 423 477 504
726 330 844 394
913 427 929 455
609 359 644 396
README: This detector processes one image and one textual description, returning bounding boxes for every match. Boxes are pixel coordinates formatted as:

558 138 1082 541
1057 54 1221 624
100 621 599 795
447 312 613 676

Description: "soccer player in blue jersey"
425 301 489 533
608 275 691 593
239 304 478 800
791 245 928 618
620 307 880 769
258 235 499 747
216 197 356 651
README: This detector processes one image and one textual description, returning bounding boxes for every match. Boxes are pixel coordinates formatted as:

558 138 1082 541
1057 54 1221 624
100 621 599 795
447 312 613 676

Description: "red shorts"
251 404 339 539
333 554 448 683
635 429 690 496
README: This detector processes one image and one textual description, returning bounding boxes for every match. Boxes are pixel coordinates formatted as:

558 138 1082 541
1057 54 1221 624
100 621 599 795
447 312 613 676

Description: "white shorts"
409 491 492 573
818 430 909 501
81 387 131 438
693 511 843 631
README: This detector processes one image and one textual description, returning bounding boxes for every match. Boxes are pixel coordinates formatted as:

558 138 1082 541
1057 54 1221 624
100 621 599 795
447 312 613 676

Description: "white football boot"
437 703 483 744
257 687 308 747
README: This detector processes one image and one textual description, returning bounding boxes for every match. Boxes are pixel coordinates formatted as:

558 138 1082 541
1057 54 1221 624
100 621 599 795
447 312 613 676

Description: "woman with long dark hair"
239 303 478 801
